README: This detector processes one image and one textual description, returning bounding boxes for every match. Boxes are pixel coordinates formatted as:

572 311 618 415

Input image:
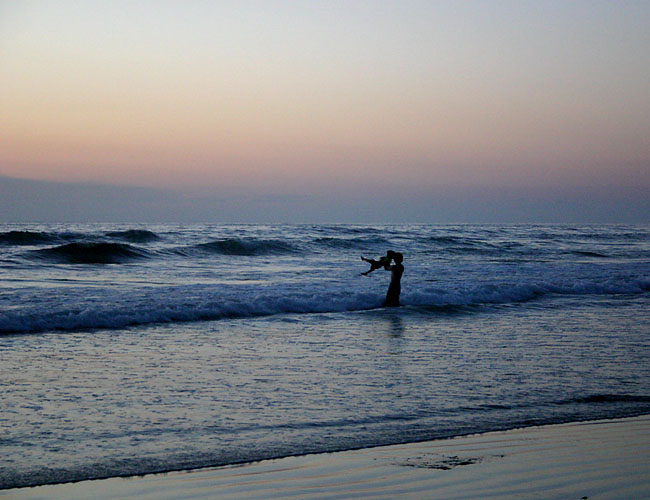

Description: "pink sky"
1 1 648 221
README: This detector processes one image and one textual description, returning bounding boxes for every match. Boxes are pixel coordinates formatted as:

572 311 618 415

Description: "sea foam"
2 275 648 334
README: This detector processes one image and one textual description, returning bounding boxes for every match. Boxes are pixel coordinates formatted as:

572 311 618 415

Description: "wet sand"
3 414 649 500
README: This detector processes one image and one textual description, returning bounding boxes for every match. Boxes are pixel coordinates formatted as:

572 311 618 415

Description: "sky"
1 1 649 222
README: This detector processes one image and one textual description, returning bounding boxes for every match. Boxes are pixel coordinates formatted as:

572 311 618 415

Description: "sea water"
1 223 649 488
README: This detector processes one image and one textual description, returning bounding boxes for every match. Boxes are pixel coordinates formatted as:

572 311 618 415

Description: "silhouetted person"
361 250 395 276
384 252 404 307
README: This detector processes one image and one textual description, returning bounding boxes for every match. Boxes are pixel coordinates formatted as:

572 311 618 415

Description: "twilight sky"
1 1 649 222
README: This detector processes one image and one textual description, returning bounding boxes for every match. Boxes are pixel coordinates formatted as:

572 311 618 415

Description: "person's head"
393 252 403 263
386 250 395 258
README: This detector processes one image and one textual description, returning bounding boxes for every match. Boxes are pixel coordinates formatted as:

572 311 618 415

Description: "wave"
569 250 610 258
409 276 650 311
3 392 649 489
176 238 302 257
311 225 386 236
0 230 58 246
426 235 470 245
422 235 524 256
314 236 389 250
0 287 379 334
567 231 650 242
2 275 649 334
29 242 151 264
562 394 650 405
105 229 160 243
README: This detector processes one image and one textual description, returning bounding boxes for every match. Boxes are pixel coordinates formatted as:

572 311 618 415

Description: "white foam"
2 275 648 334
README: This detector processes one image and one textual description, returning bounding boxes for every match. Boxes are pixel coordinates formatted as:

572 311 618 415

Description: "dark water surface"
1 224 649 488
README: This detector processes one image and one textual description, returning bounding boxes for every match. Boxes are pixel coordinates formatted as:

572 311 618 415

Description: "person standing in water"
384 252 404 307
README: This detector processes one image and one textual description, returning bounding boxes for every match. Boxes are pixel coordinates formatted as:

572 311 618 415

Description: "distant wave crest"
0 230 58 246
105 229 160 243
314 236 388 250
181 238 302 256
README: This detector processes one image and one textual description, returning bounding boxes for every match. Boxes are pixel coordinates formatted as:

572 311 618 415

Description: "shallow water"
1 224 649 488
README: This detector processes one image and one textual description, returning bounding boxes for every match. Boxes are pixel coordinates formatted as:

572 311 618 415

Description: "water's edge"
3 411 650 491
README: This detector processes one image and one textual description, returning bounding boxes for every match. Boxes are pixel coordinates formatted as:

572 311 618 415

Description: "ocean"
1 223 649 489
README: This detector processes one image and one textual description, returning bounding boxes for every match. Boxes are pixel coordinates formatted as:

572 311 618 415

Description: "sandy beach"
3 414 648 500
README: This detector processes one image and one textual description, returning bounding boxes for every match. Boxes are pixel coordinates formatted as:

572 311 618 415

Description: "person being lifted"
360 250 394 276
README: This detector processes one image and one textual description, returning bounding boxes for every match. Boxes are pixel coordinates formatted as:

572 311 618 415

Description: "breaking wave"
2 276 648 334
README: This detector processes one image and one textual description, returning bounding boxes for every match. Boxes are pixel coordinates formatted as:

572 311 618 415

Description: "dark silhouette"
384 252 404 307
361 250 394 276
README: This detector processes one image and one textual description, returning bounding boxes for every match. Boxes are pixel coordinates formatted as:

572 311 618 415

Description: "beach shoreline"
4 413 649 500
